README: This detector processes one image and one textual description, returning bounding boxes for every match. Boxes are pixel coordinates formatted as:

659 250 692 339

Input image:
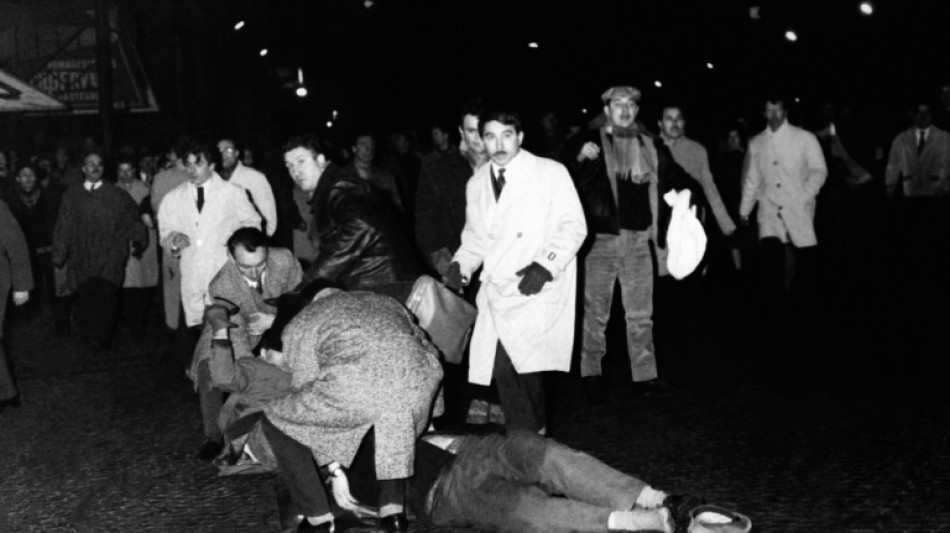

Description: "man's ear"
316 153 327 167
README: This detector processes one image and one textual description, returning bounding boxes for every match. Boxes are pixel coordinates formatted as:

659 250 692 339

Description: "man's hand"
169 232 190 257
203 304 237 331
576 142 601 163
430 248 454 278
12 291 29 306
248 312 276 336
329 467 358 511
739 215 751 228
131 241 146 259
516 262 553 296
443 261 467 291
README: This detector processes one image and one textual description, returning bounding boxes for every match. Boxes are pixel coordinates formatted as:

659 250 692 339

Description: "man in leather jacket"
283 135 421 303
566 86 702 402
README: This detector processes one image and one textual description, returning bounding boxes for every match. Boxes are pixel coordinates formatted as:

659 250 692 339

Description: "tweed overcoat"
264 290 442 479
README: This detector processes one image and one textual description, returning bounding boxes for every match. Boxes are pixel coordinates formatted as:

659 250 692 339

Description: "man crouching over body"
202 279 442 533
205 290 750 533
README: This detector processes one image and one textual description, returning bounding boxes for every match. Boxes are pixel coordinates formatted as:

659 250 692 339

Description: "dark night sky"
7 0 940 150
177 0 948 144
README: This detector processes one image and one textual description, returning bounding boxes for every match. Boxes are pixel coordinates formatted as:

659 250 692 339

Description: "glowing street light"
234 20 245 31
528 42 539 49
654 80 663 88
859 2 873 15
706 62 714 69
259 48 268 57
785 30 798 42
581 108 588 114
332 110 339 119
326 121 334 128
296 86 308 98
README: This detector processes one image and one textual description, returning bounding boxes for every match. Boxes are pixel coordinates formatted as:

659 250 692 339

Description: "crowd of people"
3 80 950 532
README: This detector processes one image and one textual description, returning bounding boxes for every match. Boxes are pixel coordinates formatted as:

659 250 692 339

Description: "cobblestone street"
2 279 949 533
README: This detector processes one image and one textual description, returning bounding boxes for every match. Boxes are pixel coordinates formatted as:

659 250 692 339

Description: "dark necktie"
196 186 205 213
255 281 263 295
917 131 926 155
491 167 506 200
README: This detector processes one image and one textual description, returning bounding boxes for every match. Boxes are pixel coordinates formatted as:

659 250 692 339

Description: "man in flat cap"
567 86 701 403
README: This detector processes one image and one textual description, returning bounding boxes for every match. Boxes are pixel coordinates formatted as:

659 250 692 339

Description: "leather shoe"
631 379 674 397
583 376 607 405
380 512 408 533
296 518 334 533
195 439 224 462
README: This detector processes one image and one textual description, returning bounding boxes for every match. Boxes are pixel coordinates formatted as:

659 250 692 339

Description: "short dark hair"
478 107 523 136
283 134 327 159
764 94 787 109
659 104 684 119
81 150 104 166
184 140 222 169
459 98 487 128
218 137 243 155
260 278 345 351
116 156 136 170
227 227 268 255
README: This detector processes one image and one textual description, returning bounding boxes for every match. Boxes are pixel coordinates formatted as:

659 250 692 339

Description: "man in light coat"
740 96 827 306
218 138 278 236
885 103 950 198
445 107 587 434
158 141 261 366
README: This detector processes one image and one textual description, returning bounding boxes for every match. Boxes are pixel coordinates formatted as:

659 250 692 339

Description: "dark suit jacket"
0 199 33 337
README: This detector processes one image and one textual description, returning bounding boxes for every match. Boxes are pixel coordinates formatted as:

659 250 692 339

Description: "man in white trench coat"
445 107 587 433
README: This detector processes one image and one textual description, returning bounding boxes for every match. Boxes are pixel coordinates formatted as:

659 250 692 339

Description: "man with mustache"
444 106 587 434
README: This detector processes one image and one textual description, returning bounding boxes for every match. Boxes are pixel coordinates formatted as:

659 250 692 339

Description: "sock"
635 486 668 508
305 512 333 526
380 503 404 517
608 508 672 532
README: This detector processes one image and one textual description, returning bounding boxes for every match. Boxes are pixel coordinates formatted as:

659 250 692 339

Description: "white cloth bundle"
664 189 707 280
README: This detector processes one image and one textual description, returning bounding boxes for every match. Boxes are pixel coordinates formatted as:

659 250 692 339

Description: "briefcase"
405 275 477 364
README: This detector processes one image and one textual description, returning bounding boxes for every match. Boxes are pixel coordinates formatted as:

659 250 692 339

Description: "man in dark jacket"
52 151 147 350
567 86 702 402
1 199 33 411
283 135 421 303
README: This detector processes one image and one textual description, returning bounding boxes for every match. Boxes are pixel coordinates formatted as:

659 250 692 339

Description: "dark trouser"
493 342 546 433
175 311 201 371
261 416 331 518
196 360 225 442
72 277 119 346
429 432 647 533
120 287 154 330
757 238 819 388
0 343 17 402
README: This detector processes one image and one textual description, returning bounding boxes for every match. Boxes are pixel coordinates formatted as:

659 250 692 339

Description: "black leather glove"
203 303 238 331
131 241 146 259
443 261 465 291
516 262 553 296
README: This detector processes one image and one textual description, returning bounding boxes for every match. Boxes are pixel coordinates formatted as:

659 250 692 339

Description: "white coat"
453 149 587 385
157 173 261 326
229 162 278 236
740 121 827 247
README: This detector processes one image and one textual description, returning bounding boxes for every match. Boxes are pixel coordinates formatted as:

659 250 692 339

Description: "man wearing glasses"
217 138 277 237
52 151 147 351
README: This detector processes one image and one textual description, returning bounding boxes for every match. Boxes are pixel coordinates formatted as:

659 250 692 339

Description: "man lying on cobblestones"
202 292 751 533
202 279 442 533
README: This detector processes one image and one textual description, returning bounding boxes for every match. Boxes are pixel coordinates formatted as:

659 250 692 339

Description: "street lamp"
234 20 245 31
785 30 798 42
859 2 873 15
259 48 268 57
